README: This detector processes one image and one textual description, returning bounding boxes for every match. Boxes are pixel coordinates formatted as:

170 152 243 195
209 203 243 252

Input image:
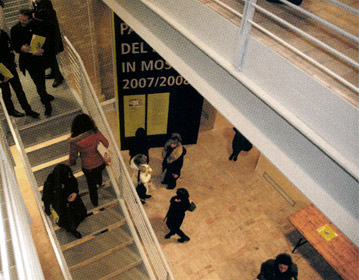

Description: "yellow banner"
123 95 146 137
147 92 170 135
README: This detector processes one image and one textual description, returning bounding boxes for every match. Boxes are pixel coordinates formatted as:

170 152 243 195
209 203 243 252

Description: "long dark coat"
166 195 191 230
32 0 64 54
42 164 87 230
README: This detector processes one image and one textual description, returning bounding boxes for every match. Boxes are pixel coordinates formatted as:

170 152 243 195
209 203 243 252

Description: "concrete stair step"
64 225 133 269
56 204 124 248
70 244 143 280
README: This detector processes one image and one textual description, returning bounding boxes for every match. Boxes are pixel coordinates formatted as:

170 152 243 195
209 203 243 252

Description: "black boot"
44 102 52 116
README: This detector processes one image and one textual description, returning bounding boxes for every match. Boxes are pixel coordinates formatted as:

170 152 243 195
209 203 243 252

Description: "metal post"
234 0 257 70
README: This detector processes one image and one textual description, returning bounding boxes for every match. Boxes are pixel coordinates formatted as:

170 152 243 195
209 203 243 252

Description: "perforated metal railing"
0 103 44 280
62 35 174 280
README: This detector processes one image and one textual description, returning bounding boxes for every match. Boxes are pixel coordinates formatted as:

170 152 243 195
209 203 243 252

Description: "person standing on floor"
42 164 87 239
229 127 252 161
68 114 109 207
129 127 150 162
0 29 39 118
10 9 55 116
257 253 298 280
32 0 64 88
161 133 186 190
130 154 152 204
165 188 192 243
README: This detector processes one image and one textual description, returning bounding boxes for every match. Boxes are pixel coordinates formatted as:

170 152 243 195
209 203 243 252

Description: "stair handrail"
0 99 45 280
63 35 174 280
0 96 73 280
212 0 359 93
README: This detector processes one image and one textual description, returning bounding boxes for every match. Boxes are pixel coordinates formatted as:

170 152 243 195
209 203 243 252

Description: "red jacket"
68 130 109 170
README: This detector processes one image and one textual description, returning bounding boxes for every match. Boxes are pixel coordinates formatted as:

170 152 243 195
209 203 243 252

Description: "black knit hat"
275 253 293 266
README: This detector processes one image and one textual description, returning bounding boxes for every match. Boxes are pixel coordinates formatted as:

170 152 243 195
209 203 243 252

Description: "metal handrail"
63 35 174 280
0 96 72 279
0 97 45 280
215 0 359 93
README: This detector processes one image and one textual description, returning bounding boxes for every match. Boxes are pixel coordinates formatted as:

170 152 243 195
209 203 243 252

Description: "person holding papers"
11 9 54 116
32 0 64 88
0 29 39 118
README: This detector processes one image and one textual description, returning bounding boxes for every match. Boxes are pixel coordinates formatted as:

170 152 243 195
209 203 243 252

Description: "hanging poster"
123 95 146 137
113 14 203 149
147 92 170 135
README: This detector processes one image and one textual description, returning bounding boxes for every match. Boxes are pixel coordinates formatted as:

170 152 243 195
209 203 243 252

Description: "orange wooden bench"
288 204 358 280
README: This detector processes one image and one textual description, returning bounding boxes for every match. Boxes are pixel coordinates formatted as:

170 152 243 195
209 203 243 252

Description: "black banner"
113 15 203 150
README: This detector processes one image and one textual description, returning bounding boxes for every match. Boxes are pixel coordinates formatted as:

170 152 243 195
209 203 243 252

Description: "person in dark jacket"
68 114 109 207
0 29 39 118
229 127 252 161
257 253 298 280
165 188 192 243
10 9 54 116
161 133 187 190
42 164 87 239
32 0 64 87
129 127 149 162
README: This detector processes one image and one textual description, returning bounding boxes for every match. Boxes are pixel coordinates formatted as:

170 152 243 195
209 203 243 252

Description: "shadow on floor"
286 230 343 280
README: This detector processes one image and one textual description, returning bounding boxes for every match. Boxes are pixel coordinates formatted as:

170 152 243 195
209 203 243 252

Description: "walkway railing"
62 36 174 280
216 0 359 94
0 102 44 280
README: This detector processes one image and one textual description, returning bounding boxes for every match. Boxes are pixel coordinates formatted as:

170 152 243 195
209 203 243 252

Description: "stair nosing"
97 260 144 280
60 219 126 251
68 240 134 272
18 108 81 131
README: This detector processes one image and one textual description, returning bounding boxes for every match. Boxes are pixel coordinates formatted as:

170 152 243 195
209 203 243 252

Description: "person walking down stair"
32 0 64 88
68 114 109 207
161 133 187 190
165 188 192 243
42 164 87 239
0 29 39 118
10 9 55 116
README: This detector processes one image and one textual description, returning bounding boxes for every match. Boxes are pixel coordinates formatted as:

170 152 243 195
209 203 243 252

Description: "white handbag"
97 142 111 165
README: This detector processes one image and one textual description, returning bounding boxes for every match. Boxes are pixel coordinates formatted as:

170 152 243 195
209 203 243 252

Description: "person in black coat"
257 253 298 280
0 29 39 118
11 9 55 116
161 133 187 190
32 0 64 87
42 164 87 239
229 127 252 161
129 127 149 162
165 188 192 243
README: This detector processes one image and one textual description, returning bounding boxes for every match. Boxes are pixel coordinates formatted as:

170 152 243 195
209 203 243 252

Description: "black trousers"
166 224 188 239
47 54 63 81
83 164 105 206
26 64 50 104
0 67 32 113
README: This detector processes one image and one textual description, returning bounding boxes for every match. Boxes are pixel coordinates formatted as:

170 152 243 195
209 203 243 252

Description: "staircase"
0 180 18 279
17 104 151 279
